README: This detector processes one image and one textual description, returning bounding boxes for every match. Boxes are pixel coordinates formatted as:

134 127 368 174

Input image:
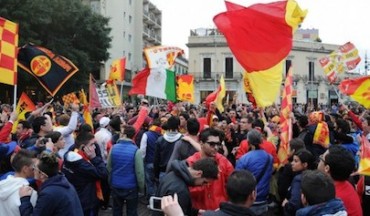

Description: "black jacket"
19 174 83 216
203 202 256 216
153 160 196 216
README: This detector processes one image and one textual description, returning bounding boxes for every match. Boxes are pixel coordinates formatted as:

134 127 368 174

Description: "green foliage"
0 0 111 96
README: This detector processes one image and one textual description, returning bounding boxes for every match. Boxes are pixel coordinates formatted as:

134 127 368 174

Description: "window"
225 57 233 78
123 12 126 17
123 51 126 57
129 15 132 24
309 61 315 81
123 31 125 38
128 52 132 61
285 59 292 76
128 34 132 42
129 0 132 5
203 58 211 78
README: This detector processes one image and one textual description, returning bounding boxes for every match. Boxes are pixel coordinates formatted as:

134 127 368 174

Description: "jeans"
111 187 138 216
145 163 156 200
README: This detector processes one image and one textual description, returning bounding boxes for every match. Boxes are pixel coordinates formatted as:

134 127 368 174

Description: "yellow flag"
215 75 226 112
12 92 36 132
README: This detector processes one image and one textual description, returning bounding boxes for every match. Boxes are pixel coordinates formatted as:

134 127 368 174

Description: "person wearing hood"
153 158 219 216
0 149 37 216
153 116 183 182
18 152 83 216
203 170 257 216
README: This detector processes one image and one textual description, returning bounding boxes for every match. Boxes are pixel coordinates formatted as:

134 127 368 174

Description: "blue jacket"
236 150 273 202
62 151 108 212
296 198 347 216
111 139 138 189
19 174 83 216
144 130 161 164
284 173 303 216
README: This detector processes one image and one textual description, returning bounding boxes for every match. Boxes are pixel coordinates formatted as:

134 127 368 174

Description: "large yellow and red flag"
176 75 195 103
12 92 36 132
109 58 126 82
319 42 361 84
358 136 370 176
0 17 18 85
278 66 293 165
204 75 226 112
214 0 306 107
338 76 370 108
79 89 93 129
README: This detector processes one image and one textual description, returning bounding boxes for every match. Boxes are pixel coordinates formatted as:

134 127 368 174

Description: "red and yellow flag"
109 58 126 82
79 89 93 130
176 75 194 103
0 17 18 85
278 66 293 165
358 136 370 176
12 92 36 132
62 92 79 107
338 76 370 108
204 75 226 112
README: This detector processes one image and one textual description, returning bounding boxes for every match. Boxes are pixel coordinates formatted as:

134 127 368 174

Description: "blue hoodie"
296 198 347 216
19 174 83 216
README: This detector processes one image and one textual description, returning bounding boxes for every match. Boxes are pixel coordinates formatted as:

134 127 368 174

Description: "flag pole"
120 81 124 105
13 84 17 108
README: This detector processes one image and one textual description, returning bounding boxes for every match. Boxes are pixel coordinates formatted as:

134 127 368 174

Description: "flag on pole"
278 66 293 165
62 92 79 106
215 75 226 112
18 44 79 96
358 136 370 176
338 76 370 108
109 58 126 82
89 74 101 108
214 0 306 108
79 89 93 129
176 75 195 103
319 42 361 83
12 92 36 132
144 46 184 69
0 17 18 85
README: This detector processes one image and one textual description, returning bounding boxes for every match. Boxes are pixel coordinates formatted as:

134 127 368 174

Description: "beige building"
82 0 162 93
187 28 359 106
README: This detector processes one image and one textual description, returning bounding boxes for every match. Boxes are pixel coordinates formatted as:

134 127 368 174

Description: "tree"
0 0 111 98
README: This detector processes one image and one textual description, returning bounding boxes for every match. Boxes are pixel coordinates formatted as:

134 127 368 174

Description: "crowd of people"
0 98 369 216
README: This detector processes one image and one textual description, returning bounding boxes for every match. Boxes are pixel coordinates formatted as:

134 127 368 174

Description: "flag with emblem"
109 58 126 82
177 75 194 103
338 75 370 108
62 92 79 107
17 43 79 96
278 66 293 165
319 42 361 83
214 0 306 107
11 92 36 132
144 46 184 69
0 17 18 85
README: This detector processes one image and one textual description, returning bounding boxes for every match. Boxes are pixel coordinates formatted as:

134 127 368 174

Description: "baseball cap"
99 117 110 128
0 141 19 157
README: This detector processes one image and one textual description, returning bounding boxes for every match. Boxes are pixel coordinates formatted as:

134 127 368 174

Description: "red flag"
128 67 150 95
89 74 101 108
214 0 306 72
338 76 370 108
0 17 18 85
358 136 370 175
109 58 126 82
278 66 293 165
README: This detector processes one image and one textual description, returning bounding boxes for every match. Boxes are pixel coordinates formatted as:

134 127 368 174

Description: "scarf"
74 149 104 201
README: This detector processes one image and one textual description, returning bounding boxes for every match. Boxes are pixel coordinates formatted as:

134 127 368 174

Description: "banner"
96 80 121 108
176 75 194 103
18 43 79 96
144 46 184 69
319 42 361 83
12 92 36 132
0 17 18 85
62 92 79 106
109 58 126 82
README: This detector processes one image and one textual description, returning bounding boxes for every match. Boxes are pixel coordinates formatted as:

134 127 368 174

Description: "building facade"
187 28 359 106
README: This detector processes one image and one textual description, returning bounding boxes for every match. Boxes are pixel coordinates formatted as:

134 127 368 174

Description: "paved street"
99 199 152 216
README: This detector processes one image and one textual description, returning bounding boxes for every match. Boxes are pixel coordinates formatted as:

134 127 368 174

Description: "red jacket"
187 152 234 210
335 180 362 216
0 121 13 143
236 139 278 165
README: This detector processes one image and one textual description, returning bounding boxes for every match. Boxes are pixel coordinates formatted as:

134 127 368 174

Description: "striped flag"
278 66 293 165
338 76 370 108
0 17 18 85
109 58 126 82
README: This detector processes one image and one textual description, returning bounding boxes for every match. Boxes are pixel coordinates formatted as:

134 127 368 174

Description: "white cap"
99 117 110 128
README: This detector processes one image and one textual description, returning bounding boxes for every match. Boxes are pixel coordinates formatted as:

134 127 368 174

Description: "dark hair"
45 131 62 144
301 170 335 205
297 115 308 128
79 123 93 134
179 112 190 121
166 116 180 131
151 118 162 127
289 138 305 153
199 128 222 143
109 116 121 132
247 129 262 150
336 119 351 134
227 170 256 204
187 118 200 136
57 114 70 126
122 125 136 139
18 120 31 130
32 116 47 134
11 149 35 172
75 132 95 149
293 149 315 170
252 119 265 131
38 152 59 177
192 157 219 179
325 145 355 181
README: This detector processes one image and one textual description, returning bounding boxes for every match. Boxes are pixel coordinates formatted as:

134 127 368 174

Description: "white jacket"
0 175 37 216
